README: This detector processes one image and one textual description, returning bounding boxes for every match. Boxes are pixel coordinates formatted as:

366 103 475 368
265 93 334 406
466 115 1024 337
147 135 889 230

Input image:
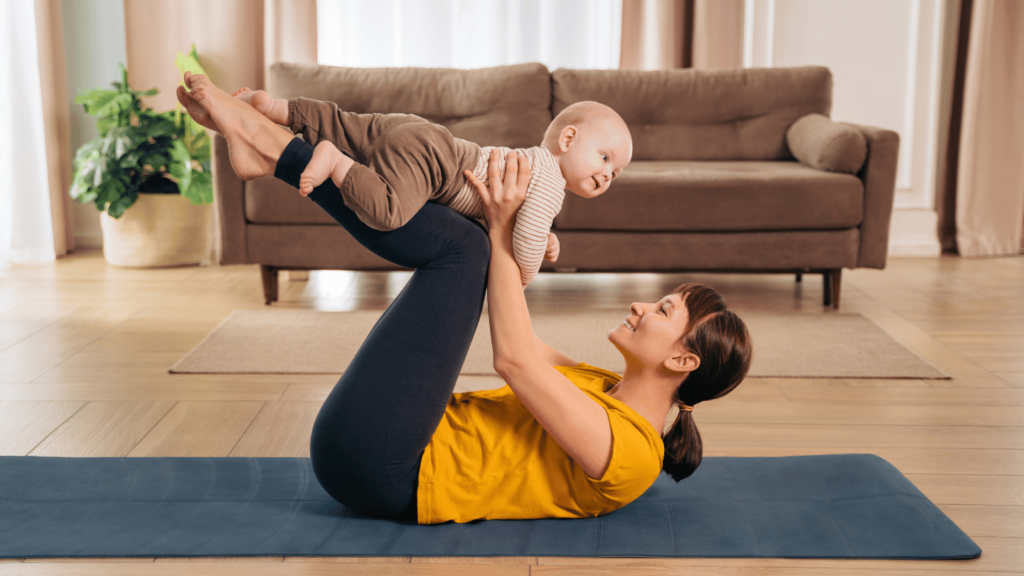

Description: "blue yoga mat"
0 454 979 559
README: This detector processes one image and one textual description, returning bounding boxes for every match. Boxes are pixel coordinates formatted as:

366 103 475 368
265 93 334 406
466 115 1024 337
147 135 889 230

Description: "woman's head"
608 283 752 482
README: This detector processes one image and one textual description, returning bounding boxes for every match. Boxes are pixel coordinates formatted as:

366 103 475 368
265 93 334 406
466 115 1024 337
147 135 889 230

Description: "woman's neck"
606 368 677 436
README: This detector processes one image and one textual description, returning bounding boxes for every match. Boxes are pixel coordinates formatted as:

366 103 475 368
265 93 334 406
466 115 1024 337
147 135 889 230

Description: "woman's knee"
446 215 490 268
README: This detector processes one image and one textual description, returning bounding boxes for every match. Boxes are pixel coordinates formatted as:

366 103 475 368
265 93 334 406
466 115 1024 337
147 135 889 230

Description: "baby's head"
542 101 632 198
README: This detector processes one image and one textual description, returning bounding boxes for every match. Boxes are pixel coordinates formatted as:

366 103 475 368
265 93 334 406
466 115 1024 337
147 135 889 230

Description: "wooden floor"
1 249 1022 575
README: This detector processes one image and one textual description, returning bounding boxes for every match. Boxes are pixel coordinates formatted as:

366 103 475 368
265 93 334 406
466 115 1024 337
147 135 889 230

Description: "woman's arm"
465 151 613 480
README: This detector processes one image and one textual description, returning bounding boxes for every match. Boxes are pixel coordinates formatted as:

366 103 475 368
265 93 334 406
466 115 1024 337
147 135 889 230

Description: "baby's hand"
544 232 560 262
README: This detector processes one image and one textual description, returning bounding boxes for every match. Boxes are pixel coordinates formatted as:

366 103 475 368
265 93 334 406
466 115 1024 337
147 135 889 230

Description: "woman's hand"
463 149 531 232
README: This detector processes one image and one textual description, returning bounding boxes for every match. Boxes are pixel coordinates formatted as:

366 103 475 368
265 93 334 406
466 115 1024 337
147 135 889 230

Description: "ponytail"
661 284 752 482
662 408 702 482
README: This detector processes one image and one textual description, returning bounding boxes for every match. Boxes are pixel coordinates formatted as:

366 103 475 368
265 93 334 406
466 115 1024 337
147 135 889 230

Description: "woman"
176 74 752 525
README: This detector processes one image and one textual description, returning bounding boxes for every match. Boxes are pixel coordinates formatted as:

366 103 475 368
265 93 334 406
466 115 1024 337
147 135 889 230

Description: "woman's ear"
664 350 700 376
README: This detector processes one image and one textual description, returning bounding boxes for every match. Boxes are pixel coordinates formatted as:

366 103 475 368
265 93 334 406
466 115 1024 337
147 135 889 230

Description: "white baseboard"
888 208 941 257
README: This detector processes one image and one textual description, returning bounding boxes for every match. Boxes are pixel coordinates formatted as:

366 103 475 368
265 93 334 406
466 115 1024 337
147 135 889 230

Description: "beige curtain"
34 0 74 256
123 0 316 261
620 0 692 69
954 0 1024 257
691 0 744 69
620 0 743 70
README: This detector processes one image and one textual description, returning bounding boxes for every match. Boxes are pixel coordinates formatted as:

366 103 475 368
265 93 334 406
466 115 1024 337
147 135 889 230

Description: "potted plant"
69 47 213 267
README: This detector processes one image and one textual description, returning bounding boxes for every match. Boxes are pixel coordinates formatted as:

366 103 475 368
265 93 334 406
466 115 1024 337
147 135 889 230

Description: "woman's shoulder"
555 362 622 385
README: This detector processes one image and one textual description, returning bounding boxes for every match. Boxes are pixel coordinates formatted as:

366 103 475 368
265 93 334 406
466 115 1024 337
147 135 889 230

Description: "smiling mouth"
622 319 635 331
593 176 600 189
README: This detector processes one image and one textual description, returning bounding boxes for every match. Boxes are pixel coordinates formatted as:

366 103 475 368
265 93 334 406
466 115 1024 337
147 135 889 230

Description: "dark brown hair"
662 283 752 482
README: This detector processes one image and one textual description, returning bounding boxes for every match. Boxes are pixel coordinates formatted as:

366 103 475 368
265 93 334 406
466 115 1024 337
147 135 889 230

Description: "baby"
233 89 632 286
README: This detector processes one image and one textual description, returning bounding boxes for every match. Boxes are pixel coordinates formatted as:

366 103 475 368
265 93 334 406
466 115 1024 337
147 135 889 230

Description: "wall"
745 0 946 256
61 0 127 249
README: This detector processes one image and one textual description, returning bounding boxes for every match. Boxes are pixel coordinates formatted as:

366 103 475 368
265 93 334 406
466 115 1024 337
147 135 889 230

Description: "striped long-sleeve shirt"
446 146 566 286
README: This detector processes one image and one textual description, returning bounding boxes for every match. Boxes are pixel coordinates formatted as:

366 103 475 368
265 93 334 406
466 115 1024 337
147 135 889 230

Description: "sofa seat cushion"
553 161 863 233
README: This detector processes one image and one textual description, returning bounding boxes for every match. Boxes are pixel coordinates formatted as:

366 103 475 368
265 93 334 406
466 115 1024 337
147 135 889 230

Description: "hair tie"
679 404 694 413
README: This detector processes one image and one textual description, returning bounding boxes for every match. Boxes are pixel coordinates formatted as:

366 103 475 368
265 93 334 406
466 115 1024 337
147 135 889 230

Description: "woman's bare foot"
299 141 356 196
232 88 291 126
176 85 219 134
182 71 295 181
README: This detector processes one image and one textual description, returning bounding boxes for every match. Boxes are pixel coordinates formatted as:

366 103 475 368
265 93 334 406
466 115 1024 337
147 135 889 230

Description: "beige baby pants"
287 97 480 231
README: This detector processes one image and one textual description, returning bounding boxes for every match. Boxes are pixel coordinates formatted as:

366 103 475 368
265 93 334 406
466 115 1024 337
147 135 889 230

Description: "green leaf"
74 88 117 108
69 176 89 202
72 138 101 163
183 114 207 142
143 153 169 171
106 188 138 219
167 138 192 193
175 44 208 79
71 147 101 195
93 173 126 212
191 136 210 163
80 91 132 120
119 148 145 168
181 169 213 205
95 116 118 137
91 155 110 188
145 119 177 140
103 127 133 160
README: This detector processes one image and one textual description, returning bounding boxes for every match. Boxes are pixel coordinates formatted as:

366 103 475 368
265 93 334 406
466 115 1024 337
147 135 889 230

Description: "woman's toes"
176 85 190 107
188 74 210 91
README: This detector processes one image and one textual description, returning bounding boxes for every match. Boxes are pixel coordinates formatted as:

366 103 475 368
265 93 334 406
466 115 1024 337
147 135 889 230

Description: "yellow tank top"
416 362 665 524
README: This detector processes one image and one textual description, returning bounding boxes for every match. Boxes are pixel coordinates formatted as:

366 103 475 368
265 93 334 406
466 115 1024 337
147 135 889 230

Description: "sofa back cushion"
267 62 551 149
552 66 832 161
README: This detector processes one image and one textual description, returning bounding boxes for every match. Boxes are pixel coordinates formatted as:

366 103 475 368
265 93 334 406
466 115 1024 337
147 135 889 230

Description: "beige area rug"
171 309 948 379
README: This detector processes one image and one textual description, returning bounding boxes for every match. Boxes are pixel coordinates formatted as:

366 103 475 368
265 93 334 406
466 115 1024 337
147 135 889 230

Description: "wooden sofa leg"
261 266 279 305
822 269 842 309
795 272 803 283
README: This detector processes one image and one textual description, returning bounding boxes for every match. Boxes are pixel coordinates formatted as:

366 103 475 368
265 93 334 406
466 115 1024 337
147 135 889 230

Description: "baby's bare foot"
299 141 355 196
183 71 294 181
176 85 219 134
232 87 290 126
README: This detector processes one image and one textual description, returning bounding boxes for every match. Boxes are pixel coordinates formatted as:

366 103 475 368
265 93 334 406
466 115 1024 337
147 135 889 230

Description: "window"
317 0 622 70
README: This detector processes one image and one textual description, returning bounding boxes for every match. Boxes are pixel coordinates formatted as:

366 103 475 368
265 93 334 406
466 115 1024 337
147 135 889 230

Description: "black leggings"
274 138 490 521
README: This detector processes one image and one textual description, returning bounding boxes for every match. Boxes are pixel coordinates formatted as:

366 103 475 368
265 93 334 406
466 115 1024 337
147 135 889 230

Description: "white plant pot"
100 193 212 268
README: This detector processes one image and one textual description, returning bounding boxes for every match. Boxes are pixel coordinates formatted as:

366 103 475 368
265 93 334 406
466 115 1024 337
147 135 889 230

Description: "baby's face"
557 119 632 199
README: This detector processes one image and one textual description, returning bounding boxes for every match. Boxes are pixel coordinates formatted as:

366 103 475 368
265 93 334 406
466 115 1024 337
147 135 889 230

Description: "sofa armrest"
212 133 248 264
847 123 900 269
787 113 867 174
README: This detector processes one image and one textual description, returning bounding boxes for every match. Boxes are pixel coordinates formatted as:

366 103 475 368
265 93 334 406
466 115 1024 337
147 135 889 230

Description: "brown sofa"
213 62 899 308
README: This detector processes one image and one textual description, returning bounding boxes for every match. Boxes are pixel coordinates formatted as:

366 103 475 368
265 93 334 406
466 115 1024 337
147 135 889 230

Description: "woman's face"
608 292 691 369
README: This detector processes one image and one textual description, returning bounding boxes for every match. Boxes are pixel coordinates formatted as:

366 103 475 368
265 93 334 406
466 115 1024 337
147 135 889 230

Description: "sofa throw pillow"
786 113 868 174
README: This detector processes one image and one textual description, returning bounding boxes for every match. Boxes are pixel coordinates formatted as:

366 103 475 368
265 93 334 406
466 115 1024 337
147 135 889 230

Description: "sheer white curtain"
0 0 56 268
317 0 621 70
